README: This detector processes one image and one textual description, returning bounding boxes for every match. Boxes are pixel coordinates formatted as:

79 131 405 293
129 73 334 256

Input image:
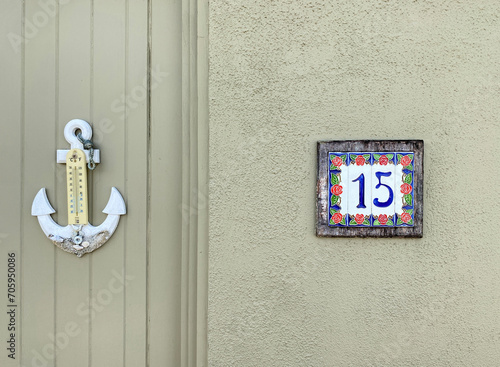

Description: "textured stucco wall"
209 1 500 366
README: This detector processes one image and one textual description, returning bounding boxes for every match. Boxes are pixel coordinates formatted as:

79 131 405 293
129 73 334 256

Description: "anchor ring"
64 119 93 150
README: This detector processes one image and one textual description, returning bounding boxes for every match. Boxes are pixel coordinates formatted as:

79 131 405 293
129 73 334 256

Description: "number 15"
352 171 394 208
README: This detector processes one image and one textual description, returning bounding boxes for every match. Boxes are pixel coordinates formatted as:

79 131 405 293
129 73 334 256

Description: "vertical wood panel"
149 0 183 365
90 0 126 365
0 1 23 366
1 1 207 366
124 0 149 365
56 0 92 366
181 1 197 365
21 1 58 366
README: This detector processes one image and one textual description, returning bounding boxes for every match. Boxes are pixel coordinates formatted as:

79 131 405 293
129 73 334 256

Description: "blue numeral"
373 171 393 208
352 173 366 209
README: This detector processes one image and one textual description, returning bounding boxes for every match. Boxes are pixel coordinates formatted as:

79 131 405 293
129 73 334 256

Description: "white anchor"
32 119 126 257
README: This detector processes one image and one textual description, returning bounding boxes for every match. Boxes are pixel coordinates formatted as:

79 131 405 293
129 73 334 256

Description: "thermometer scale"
66 148 89 225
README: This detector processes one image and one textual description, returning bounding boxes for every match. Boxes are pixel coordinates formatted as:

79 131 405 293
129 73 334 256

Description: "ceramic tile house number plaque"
317 140 423 237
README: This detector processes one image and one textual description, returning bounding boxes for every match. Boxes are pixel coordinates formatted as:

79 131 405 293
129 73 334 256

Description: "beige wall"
209 1 500 366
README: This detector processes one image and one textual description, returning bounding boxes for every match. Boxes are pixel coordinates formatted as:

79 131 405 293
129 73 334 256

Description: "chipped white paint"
32 120 126 257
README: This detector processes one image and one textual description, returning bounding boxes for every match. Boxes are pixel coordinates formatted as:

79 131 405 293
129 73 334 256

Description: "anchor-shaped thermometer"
31 119 126 257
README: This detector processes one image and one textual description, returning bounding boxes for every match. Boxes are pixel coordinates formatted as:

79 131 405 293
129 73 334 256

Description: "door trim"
181 0 209 366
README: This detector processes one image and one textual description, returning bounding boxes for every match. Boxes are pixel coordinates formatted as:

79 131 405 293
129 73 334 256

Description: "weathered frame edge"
316 140 424 238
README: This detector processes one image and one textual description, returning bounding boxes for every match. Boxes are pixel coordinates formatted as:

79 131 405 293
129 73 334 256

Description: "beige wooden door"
0 1 207 366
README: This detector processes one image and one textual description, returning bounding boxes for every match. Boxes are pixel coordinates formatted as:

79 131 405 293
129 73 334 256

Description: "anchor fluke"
82 187 126 240
31 188 73 243
103 187 127 215
32 188 56 216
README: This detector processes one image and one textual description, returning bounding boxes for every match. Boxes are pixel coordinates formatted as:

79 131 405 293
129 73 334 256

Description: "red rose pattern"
378 214 388 225
378 155 388 165
354 214 365 225
401 155 412 167
400 183 412 195
400 212 412 223
331 184 343 195
332 156 343 167
332 212 343 224
355 156 365 166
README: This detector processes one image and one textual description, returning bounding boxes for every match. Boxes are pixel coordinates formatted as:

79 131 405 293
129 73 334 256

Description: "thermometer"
66 149 89 225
